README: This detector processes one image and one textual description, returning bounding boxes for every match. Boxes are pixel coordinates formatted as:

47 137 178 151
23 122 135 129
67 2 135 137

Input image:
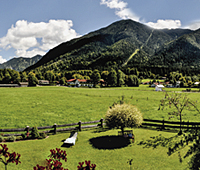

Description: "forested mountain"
0 55 42 72
24 19 200 73
150 29 200 68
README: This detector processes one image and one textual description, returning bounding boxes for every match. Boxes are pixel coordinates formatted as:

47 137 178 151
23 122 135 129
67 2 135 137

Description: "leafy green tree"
159 93 200 134
60 77 67 85
91 69 101 87
20 72 28 82
101 71 109 86
12 71 21 84
101 71 109 80
132 75 140 87
0 72 4 83
3 71 11 83
28 72 38 86
117 70 125 87
45 71 55 83
84 76 90 80
105 103 143 135
126 75 134 86
108 68 117 86
72 74 84 79
126 75 139 87
35 72 44 80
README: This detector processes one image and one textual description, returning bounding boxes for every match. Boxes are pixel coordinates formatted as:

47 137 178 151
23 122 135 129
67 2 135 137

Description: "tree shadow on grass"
89 135 131 150
61 143 74 148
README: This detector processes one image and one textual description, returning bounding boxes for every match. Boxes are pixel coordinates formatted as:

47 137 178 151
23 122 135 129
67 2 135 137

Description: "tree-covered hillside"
25 19 196 73
0 55 42 72
149 29 200 68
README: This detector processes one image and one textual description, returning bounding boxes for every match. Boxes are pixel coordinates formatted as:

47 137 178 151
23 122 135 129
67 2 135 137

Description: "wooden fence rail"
0 118 105 136
143 119 200 130
1 118 200 137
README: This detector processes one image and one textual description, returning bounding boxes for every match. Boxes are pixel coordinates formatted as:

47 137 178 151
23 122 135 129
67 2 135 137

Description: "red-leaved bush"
33 148 68 170
0 144 21 170
77 160 96 170
33 148 96 170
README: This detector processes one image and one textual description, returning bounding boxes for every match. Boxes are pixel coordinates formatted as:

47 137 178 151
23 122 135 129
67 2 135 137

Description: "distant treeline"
1 66 200 88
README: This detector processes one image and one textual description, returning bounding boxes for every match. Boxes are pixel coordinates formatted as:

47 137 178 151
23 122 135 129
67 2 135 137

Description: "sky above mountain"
0 0 200 64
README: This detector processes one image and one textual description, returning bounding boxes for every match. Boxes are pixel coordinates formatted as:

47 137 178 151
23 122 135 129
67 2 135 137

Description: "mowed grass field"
0 128 192 170
0 86 200 169
1 86 200 129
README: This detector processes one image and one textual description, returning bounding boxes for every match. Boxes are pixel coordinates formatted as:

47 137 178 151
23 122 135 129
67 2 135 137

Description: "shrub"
7 135 16 142
21 133 26 139
0 135 4 142
94 85 100 88
77 160 96 170
16 136 23 141
39 132 47 139
0 144 21 169
105 103 143 135
31 126 40 139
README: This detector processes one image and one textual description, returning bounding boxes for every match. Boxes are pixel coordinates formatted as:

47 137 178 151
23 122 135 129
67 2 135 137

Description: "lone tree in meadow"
159 93 200 134
105 103 143 135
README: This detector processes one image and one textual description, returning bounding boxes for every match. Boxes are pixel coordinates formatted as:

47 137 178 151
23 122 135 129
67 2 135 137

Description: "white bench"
64 132 78 145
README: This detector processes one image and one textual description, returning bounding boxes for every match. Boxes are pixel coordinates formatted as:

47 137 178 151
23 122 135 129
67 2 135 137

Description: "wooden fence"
0 119 105 136
1 118 200 136
143 119 200 131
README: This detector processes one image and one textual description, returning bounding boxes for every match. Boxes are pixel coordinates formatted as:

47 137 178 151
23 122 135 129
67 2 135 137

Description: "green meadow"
1 86 200 129
0 86 200 169
1 128 192 170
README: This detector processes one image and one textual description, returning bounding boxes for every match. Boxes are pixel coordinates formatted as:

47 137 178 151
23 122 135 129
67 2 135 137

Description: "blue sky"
1 0 200 63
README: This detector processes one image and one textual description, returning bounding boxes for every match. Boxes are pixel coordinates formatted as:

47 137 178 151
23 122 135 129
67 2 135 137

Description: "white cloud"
100 0 127 10
146 19 181 29
0 56 7 64
184 21 200 30
100 0 140 21
0 20 79 58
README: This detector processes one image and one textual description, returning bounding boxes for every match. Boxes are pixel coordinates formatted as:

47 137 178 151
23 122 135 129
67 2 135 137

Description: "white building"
155 85 165 91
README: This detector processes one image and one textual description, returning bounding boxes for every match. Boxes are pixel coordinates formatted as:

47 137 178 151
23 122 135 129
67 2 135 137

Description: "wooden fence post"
100 118 104 128
53 123 57 134
195 125 198 136
26 126 29 133
162 119 165 130
78 121 82 131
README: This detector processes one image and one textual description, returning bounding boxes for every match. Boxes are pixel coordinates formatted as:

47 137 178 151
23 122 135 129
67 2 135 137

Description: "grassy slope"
1 86 200 129
0 128 191 170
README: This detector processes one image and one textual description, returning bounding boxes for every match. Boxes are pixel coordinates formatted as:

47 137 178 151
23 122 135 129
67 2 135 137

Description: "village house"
0 82 29 88
155 84 165 91
67 79 93 87
19 82 29 87
38 80 50 85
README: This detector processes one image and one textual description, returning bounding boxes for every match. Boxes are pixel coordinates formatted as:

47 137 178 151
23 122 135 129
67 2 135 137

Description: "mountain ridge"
0 55 42 72
23 19 200 72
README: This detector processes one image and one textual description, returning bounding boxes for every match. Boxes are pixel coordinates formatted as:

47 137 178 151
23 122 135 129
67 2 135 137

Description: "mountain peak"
24 19 200 72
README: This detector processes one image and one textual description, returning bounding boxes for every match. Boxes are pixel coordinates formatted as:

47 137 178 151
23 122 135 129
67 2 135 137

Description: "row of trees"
166 71 200 87
2 67 200 88
0 68 140 87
